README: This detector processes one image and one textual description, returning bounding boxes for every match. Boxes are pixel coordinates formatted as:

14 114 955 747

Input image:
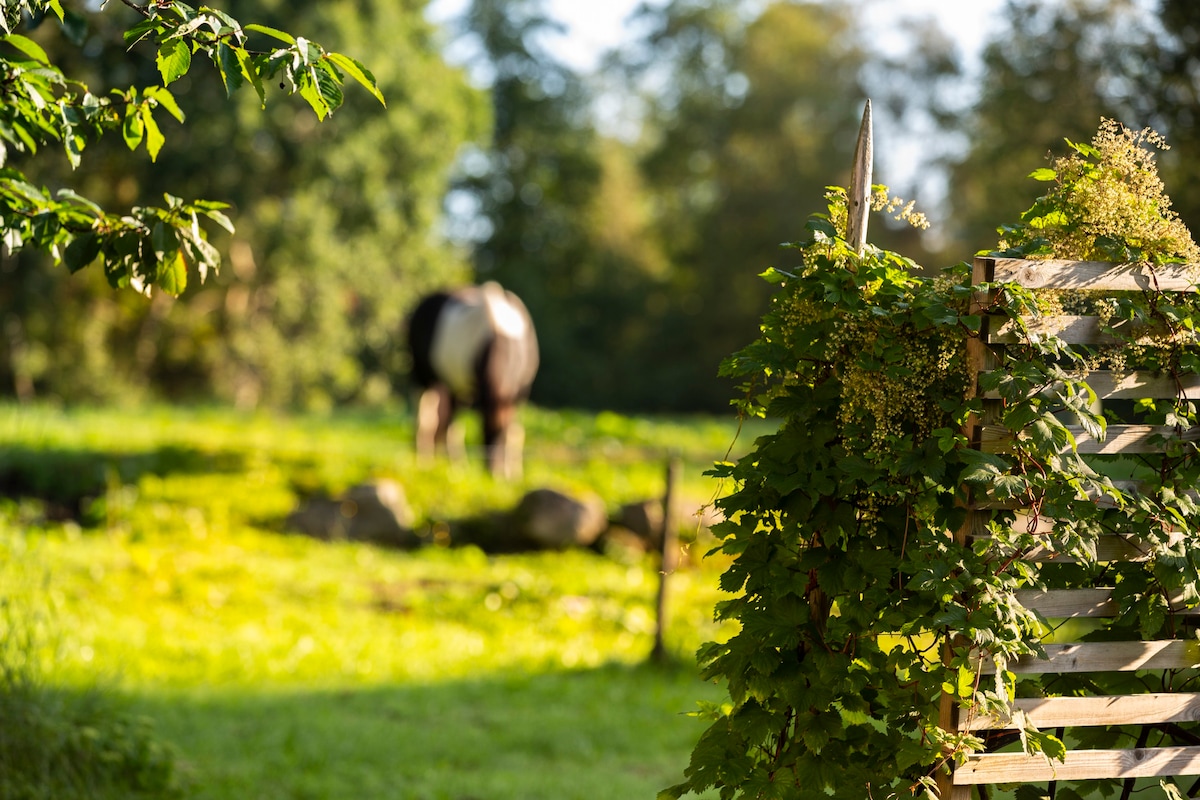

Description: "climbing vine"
669 121 1200 800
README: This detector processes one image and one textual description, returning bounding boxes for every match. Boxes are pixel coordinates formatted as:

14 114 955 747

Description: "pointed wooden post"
847 99 873 256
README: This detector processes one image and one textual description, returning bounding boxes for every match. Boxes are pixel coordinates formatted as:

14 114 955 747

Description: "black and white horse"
407 282 539 479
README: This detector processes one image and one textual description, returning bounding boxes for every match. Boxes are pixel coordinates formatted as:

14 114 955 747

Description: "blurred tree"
621 0 875 410
1 0 483 408
941 0 1149 256
1134 0 1200 232
455 0 600 408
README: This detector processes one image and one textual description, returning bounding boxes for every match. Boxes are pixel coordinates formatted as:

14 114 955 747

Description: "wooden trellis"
839 101 1200 796
941 255 1200 798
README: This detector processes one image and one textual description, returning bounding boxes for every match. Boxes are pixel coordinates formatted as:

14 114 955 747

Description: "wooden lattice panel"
944 256 1200 799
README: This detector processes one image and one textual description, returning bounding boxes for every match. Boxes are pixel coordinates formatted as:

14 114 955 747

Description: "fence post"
651 455 681 663
847 99 873 257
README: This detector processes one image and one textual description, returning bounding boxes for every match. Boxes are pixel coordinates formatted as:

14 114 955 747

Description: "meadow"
0 403 764 799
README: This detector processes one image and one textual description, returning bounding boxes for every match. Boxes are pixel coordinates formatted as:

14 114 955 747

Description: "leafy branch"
0 0 384 295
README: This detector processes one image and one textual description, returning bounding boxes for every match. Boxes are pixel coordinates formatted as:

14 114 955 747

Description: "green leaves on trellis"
0 0 384 295
672 173 1200 798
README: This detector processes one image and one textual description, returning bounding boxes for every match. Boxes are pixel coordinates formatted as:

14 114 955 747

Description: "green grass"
0 402 760 798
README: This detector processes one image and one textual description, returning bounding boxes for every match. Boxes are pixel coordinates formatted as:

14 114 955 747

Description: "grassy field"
0 403 763 799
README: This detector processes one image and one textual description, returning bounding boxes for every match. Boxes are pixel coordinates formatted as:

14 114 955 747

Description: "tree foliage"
942 0 1152 255
1 0 382 296
1 0 482 407
618 0 911 410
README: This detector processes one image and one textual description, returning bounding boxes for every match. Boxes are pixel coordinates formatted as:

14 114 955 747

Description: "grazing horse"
407 282 539 479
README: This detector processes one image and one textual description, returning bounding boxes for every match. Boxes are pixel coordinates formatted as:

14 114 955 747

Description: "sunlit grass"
0 402 755 798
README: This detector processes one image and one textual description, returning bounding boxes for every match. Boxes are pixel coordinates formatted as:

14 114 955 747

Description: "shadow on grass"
0 445 248 523
129 662 719 800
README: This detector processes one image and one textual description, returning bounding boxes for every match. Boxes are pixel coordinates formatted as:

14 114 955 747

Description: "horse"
406 282 539 480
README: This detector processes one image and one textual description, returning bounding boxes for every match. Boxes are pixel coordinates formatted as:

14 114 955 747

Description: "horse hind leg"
416 385 454 464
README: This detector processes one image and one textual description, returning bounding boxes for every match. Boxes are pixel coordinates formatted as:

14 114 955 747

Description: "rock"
286 479 416 548
511 487 607 549
616 498 666 548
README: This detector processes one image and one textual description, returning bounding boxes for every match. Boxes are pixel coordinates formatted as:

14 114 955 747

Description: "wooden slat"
1016 588 1200 618
955 745 1200 784
972 480 1143 510
958 256 1200 793
988 315 1200 347
980 370 1200 401
1016 588 1119 617
979 530 1155 563
1019 535 1154 562
989 315 1125 345
980 424 1200 454
962 693 1200 731
980 257 1200 292
986 641 1200 674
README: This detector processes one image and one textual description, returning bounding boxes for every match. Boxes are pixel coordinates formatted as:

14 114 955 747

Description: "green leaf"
140 105 165 161
123 17 159 48
326 51 385 107
298 69 332 120
62 233 99 273
215 41 244 96
956 664 974 698
958 449 1010 483
236 47 266 107
146 86 184 123
200 206 234 235
122 108 144 151
245 23 296 44
1028 167 1057 182
156 38 192 86
157 247 187 296
4 33 49 65
313 61 344 113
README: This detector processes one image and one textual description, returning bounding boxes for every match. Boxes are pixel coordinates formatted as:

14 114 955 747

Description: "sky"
427 0 1007 73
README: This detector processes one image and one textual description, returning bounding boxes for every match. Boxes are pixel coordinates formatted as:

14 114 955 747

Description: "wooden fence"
941 255 1200 798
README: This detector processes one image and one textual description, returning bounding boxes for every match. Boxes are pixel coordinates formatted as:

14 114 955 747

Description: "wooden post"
938 257 1000 800
651 456 681 663
847 99 873 256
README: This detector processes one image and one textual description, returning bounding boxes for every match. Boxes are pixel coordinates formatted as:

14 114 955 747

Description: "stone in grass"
615 498 666 549
286 479 416 548
511 487 608 550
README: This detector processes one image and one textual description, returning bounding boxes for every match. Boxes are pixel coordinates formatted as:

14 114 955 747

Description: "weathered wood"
1017 534 1155 562
979 423 1200 454
651 456 681 664
982 640 1200 674
954 253 1200 795
962 693 1200 731
988 314 1200 347
977 257 1200 292
983 528 1185 563
979 369 1200 400
955 745 1200 785
939 258 998 800
988 314 1124 345
1015 588 1200 618
846 100 873 256
1015 588 1120 617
